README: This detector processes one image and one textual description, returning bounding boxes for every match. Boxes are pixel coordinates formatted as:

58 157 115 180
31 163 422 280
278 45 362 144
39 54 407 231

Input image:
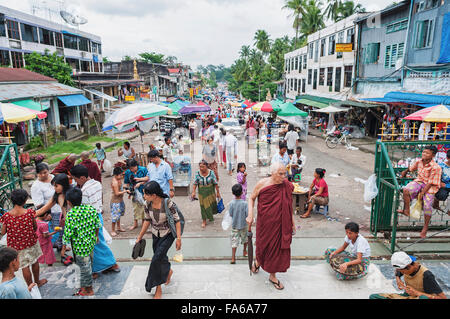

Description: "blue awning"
363 91 450 107
58 94 91 107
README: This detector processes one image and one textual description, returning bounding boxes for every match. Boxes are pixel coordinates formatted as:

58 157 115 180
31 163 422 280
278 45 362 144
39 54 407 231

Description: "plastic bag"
221 210 232 230
30 285 42 299
173 250 183 263
103 226 112 245
410 199 422 220
0 233 7 247
364 174 378 202
217 198 225 214
103 159 112 176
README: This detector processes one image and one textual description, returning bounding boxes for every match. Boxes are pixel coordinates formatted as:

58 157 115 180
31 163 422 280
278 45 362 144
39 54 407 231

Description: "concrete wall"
406 0 450 65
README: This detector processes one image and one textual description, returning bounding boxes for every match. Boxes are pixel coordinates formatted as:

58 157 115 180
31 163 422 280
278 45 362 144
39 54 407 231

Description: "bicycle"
325 130 352 149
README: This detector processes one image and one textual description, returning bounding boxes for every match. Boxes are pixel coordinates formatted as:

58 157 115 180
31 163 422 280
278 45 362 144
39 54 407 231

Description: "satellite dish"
60 10 88 26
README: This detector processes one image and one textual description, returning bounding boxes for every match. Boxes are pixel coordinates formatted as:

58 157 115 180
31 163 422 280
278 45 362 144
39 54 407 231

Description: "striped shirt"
81 179 103 213
410 159 442 194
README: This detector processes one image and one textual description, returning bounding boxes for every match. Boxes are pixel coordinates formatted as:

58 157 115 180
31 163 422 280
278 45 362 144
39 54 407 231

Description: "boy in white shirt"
324 222 371 280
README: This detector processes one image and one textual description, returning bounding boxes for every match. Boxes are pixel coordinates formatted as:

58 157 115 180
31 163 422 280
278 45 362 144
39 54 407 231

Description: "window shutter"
385 45 391 68
391 44 398 68
398 43 404 59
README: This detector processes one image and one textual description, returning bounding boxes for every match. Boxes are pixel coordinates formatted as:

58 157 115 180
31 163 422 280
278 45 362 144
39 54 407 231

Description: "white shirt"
284 131 300 150
81 179 103 214
30 175 62 215
271 152 290 167
163 144 173 163
290 153 306 170
344 234 371 258
212 129 221 144
224 134 238 155
189 121 197 130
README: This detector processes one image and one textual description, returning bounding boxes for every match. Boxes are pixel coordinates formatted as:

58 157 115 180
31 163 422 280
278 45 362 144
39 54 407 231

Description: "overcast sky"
1 0 394 69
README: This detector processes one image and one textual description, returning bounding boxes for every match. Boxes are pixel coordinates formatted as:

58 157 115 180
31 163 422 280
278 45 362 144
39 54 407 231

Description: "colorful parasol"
0 102 47 125
179 103 211 115
102 103 170 132
252 101 273 112
403 105 450 122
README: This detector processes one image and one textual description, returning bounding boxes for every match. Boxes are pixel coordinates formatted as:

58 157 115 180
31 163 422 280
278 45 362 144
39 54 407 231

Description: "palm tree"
324 0 343 22
253 30 271 56
239 45 251 60
336 1 366 21
300 0 325 36
282 0 307 48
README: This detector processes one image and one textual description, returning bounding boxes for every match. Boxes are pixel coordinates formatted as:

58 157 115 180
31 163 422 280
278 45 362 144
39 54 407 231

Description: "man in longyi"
246 162 296 290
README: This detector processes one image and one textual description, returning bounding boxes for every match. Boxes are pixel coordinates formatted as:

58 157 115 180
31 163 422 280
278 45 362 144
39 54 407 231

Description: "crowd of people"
0 98 447 300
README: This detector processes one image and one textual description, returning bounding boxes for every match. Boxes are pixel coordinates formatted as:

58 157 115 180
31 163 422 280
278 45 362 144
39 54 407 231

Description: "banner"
125 95 135 101
336 43 353 52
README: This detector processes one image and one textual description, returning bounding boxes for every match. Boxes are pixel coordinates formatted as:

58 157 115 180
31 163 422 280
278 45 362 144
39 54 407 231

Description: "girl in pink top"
301 168 329 218
36 209 60 266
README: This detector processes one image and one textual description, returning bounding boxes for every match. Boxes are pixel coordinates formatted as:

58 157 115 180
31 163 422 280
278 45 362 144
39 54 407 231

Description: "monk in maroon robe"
52 154 77 175
247 162 296 290
80 151 102 182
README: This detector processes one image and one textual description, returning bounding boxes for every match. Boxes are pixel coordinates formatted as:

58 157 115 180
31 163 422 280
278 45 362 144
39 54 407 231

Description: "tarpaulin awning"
84 88 118 102
277 102 308 117
312 105 350 113
332 100 381 108
12 99 50 111
58 94 91 107
295 95 341 109
363 91 450 107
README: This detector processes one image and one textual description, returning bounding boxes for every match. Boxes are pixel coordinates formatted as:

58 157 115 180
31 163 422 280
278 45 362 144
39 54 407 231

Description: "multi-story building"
354 1 411 98
284 46 308 100
304 13 369 101
0 5 103 74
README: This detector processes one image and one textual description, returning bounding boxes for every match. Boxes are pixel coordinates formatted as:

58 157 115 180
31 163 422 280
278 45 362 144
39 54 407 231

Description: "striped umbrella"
403 105 450 122
0 102 47 125
252 101 273 112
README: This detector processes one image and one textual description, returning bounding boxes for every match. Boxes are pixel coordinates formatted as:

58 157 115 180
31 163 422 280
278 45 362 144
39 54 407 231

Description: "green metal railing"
371 140 450 253
0 143 22 215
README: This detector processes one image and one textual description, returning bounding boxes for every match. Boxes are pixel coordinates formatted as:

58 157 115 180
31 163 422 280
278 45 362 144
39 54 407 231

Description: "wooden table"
292 191 308 215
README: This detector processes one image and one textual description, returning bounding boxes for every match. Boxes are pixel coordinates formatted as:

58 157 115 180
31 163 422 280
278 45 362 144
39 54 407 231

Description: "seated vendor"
301 168 328 218
370 251 447 299
324 222 371 281
289 146 306 182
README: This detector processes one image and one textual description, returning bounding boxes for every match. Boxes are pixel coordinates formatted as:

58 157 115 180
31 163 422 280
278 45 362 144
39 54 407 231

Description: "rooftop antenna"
59 2 88 30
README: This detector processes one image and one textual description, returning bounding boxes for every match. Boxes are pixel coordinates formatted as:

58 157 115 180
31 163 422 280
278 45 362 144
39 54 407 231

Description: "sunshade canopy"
58 94 91 107
0 102 47 124
12 99 50 111
403 105 450 122
277 102 308 117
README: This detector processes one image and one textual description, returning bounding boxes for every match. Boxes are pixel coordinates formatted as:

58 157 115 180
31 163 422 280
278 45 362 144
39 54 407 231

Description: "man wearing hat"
369 251 447 299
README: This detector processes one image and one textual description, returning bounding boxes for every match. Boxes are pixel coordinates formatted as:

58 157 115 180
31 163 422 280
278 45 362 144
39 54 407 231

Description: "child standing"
93 143 106 173
236 163 248 200
35 207 60 267
229 184 248 264
0 189 48 287
62 188 101 296
110 167 129 236
0 247 33 299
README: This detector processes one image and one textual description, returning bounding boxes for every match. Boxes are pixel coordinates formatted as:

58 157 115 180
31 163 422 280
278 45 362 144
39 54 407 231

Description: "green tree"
253 30 271 56
138 52 165 64
122 55 132 61
102 56 111 63
300 0 325 36
282 0 307 48
336 1 365 21
24 50 74 87
324 0 343 22
239 45 251 60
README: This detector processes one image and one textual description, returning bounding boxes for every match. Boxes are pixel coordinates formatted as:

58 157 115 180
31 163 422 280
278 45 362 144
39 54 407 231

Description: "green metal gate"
371 140 450 253
0 143 22 216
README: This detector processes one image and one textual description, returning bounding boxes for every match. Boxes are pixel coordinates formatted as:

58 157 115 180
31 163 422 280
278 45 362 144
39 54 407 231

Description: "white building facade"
0 5 103 74
284 46 307 100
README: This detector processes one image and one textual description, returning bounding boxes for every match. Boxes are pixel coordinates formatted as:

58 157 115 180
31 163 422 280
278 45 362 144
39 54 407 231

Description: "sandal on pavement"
269 279 284 290
300 213 310 218
61 254 73 266
252 261 260 274
73 289 89 296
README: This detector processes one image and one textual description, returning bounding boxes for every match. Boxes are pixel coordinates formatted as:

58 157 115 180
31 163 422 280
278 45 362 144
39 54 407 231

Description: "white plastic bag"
103 159 112 176
103 226 112 245
30 285 42 299
364 174 378 202
221 210 232 230
0 233 7 246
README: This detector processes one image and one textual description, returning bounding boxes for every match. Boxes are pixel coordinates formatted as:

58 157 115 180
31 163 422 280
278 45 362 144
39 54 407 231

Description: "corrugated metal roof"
0 68 57 82
0 82 83 101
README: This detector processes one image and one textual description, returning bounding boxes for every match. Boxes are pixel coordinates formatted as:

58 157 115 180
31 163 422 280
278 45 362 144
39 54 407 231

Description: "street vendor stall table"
173 155 192 196
292 183 309 215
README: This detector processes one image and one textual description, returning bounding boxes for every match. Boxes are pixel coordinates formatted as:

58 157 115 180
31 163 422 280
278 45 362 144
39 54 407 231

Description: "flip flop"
73 289 89 296
252 262 260 274
300 214 310 219
132 241 141 260
269 279 284 290
230 260 236 264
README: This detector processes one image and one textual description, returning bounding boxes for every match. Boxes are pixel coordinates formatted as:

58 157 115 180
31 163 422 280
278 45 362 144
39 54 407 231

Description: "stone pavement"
5 236 448 299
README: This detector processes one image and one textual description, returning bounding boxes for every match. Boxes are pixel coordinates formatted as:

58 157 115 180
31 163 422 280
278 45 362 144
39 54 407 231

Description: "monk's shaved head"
270 162 286 174
68 154 78 162
80 151 90 160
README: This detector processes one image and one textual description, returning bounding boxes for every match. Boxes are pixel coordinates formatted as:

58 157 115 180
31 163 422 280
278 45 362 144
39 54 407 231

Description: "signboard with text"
125 95 135 101
336 43 353 52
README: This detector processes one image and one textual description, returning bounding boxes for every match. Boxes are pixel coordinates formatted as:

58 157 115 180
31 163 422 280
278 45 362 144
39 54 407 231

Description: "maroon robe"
255 179 294 273
52 157 74 175
80 159 102 183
